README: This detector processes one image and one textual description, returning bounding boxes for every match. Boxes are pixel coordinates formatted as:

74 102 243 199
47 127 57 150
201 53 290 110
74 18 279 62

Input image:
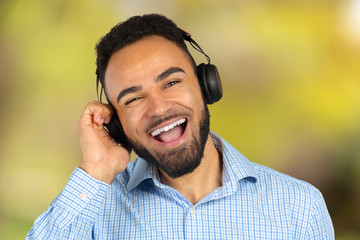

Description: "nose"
145 93 172 118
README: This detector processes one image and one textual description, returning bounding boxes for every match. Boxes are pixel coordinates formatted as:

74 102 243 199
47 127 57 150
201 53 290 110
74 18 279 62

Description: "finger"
104 115 112 124
95 104 114 125
85 102 114 126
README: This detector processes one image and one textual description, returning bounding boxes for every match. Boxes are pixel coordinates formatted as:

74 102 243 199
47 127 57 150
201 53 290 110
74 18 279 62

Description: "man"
27 14 334 239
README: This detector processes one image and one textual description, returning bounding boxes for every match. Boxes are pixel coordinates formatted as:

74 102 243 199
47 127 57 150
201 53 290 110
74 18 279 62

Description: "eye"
125 96 141 105
165 80 180 88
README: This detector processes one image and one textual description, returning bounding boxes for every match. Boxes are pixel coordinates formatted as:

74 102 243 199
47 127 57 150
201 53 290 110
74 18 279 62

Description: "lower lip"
149 120 189 148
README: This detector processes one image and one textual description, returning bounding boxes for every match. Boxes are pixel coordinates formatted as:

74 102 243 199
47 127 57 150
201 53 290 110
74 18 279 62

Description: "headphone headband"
179 28 211 64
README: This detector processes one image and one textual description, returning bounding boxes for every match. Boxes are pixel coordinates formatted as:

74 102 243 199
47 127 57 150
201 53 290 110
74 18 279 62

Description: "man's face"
104 35 210 178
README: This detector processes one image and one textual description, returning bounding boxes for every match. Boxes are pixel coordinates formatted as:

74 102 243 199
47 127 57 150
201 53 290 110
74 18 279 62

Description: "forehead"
104 35 192 87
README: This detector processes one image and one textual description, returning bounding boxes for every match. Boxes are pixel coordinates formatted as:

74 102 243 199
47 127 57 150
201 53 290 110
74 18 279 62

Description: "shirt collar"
210 131 258 184
126 157 159 191
126 131 257 191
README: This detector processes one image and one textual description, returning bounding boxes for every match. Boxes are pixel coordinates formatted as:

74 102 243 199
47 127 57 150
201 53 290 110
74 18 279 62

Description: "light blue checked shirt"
27 132 334 239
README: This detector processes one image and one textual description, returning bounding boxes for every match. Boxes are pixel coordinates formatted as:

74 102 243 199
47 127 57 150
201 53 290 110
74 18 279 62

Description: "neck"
159 134 223 205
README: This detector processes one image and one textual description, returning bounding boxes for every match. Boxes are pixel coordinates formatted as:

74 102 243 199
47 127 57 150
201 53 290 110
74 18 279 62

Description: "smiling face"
104 35 210 178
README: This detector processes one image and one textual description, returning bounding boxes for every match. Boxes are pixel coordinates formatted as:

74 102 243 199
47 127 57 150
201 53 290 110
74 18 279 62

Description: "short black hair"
95 13 196 100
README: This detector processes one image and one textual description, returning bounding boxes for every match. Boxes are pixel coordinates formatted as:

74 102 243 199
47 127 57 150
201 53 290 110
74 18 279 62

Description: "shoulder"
249 162 331 229
251 162 323 202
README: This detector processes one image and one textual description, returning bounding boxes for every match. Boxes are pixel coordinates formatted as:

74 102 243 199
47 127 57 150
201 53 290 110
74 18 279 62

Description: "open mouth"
150 118 187 144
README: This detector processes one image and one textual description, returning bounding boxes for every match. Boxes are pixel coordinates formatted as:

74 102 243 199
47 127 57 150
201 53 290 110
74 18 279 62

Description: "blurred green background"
1 0 359 239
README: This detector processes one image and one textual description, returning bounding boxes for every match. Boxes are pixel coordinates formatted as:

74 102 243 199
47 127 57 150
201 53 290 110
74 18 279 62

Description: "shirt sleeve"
26 167 110 240
306 188 335 239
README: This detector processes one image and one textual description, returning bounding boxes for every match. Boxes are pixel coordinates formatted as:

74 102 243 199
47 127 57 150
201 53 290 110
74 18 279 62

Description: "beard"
128 105 210 178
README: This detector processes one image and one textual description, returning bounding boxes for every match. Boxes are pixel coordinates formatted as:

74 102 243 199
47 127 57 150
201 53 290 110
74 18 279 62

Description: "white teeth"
151 118 186 137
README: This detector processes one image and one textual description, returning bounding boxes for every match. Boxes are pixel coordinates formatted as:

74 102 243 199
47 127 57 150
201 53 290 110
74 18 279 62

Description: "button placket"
190 207 197 216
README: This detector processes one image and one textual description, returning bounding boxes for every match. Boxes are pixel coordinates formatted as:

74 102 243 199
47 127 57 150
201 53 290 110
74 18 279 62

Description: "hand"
77 101 131 184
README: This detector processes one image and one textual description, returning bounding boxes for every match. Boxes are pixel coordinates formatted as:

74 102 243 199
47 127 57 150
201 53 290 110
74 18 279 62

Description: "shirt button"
190 208 197 216
80 192 87 200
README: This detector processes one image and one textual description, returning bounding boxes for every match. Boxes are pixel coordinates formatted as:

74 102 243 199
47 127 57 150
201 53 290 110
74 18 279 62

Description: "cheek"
182 85 204 109
175 80 204 103
120 110 143 137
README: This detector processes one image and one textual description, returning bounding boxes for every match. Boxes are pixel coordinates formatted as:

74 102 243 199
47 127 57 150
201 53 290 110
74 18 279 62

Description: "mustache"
145 110 190 132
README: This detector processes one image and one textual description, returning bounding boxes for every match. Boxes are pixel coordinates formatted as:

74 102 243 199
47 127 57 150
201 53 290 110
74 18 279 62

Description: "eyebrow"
156 67 185 82
117 86 141 103
116 67 186 103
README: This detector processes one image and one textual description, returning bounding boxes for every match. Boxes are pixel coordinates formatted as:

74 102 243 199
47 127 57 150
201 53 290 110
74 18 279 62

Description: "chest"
94 182 304 239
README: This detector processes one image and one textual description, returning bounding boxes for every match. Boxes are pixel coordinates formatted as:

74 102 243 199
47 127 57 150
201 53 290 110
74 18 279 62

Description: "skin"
78 35 222 204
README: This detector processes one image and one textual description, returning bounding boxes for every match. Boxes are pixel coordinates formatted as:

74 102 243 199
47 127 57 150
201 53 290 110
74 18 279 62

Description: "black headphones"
180 29 222 104
100 29 223 144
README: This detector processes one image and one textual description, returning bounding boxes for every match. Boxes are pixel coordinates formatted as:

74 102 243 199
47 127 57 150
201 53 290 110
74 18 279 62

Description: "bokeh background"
1 0 359 239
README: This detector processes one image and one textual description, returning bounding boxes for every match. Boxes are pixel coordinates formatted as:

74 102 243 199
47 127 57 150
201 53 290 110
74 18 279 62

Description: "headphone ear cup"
197 63 223 104
103 113 128 144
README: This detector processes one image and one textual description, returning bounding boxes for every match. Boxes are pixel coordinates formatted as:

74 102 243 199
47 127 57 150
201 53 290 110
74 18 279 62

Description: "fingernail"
104 116 111 124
